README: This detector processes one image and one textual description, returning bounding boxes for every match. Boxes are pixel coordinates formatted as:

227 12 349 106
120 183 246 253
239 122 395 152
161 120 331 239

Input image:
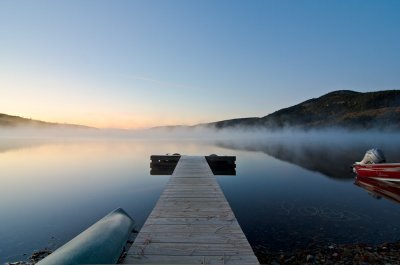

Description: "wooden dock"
123 156 259 264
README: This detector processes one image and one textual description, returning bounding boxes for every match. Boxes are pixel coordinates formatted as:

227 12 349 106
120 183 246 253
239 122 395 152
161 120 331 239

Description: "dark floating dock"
124 155 259 264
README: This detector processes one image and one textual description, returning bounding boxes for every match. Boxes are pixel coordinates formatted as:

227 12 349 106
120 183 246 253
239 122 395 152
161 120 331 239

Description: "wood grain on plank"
123 156 259 264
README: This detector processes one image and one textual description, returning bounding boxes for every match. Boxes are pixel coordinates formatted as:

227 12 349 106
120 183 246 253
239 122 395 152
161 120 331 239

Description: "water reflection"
215 133 400 180
0 138 233 264
355 176 400 204
0 138 50 154
0 139 168 263
214 134 400 255
1 134 400 264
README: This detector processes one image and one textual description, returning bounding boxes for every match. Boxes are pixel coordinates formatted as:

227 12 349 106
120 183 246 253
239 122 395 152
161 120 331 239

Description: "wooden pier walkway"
123 156 259 264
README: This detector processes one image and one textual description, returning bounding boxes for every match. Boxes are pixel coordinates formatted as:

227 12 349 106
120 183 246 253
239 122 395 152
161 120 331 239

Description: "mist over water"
1 127 400 263
2 124 400 140
214 130 400 179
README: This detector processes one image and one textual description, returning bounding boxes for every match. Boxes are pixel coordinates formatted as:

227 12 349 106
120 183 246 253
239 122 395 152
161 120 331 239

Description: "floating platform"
150 155 236 175
124 156 259 264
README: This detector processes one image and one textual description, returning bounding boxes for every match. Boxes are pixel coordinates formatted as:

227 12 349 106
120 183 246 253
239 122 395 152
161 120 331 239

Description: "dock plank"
123 156 259 264
124 255 259 265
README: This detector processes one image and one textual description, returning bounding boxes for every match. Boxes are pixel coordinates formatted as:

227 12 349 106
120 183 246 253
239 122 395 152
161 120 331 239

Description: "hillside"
0 113 91 129
208 90 400 130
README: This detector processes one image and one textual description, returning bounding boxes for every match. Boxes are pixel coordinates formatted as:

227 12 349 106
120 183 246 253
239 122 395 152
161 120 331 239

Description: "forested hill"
208 90 400 130
0 113 91 129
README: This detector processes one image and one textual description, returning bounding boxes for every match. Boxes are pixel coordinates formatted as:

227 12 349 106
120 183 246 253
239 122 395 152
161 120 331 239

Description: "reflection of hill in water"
0 139 49 154
216 136 400 180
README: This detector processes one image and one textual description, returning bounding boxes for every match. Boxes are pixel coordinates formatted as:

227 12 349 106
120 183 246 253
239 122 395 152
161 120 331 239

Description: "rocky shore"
255 241 400 264
6 241 400 265
5 249 52 265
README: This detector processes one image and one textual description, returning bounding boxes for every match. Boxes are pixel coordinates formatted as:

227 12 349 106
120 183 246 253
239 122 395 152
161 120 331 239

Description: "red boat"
353 148 400 182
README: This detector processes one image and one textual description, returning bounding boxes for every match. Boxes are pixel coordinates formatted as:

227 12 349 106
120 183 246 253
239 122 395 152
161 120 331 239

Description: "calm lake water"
1 132 400 264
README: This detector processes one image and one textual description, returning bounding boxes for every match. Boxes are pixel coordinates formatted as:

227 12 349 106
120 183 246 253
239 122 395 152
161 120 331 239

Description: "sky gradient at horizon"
1 0 399 129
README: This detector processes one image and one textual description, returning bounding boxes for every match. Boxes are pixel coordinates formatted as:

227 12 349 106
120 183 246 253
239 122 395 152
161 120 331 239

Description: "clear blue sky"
1 0 399 128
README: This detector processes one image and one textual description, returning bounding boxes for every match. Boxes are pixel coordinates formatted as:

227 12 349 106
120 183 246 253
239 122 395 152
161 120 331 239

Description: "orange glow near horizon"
0 70 236 130
0 73 211 130
6 111 211 130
